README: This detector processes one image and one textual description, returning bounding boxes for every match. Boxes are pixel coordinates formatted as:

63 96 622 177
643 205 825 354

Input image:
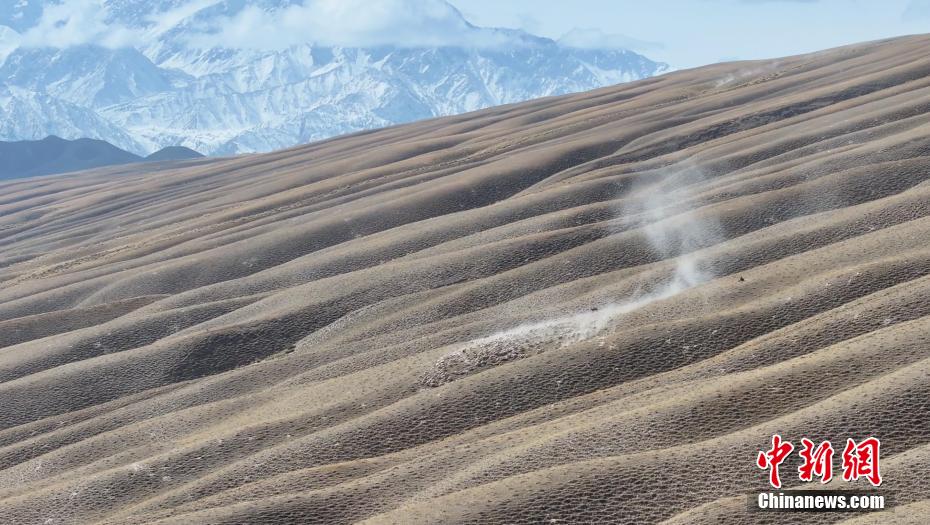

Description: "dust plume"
425 165 723 385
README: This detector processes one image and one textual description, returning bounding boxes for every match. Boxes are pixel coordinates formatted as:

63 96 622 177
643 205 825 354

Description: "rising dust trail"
424 166 724 386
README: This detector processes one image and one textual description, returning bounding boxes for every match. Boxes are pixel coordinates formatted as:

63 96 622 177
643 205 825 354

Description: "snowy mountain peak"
0 1 667 156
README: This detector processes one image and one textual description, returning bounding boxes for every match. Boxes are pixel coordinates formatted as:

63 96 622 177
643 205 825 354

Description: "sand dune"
2 35 930 524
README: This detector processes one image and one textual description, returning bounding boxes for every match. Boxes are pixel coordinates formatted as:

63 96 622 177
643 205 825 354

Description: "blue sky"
455 0 930 68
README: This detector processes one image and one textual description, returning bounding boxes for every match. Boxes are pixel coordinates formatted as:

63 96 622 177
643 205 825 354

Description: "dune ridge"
1 35 930 524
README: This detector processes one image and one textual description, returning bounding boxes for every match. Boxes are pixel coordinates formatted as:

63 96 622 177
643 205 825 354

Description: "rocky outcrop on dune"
1 34 930 524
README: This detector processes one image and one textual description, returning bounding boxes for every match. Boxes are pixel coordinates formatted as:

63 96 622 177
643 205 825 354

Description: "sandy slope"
1 35 930 524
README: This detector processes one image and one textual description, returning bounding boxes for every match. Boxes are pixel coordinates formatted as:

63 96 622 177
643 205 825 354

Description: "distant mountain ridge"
0 1 668 156
145 146 204 162
0 136 204 180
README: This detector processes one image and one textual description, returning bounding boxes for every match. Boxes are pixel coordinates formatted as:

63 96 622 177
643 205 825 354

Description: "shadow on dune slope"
1 35 930 524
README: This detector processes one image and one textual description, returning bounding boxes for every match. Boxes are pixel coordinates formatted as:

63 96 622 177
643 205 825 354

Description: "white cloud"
558 28 664 52
12 0 541 52
182 0 529 50
19 0 141 49
0 25 22 63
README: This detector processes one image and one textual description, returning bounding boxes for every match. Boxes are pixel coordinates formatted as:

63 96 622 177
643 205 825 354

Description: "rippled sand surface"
1 35 929 524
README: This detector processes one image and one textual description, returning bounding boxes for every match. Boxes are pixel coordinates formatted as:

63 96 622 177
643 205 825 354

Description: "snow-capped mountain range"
0 1 667 156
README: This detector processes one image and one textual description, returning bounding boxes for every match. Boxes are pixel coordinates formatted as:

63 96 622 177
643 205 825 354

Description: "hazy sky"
2 1 929 71
455 0 930 69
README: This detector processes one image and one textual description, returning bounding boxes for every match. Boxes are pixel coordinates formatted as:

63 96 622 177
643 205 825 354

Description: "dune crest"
2 35 930 524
